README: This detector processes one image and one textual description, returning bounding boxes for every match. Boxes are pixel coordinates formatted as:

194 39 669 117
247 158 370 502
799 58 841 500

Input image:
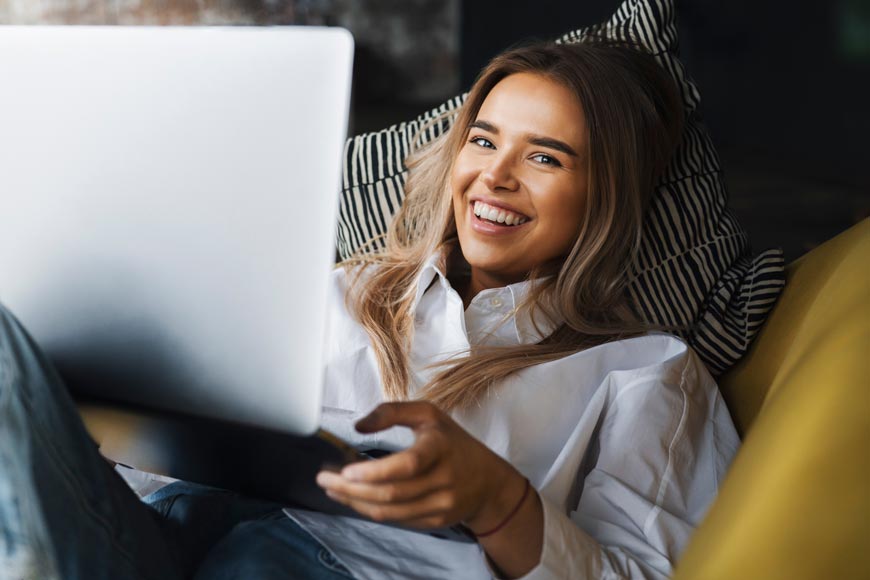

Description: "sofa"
79 219 870 578
672 218 870 579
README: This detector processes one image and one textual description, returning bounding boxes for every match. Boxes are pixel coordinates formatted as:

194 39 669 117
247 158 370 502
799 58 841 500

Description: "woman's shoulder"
541 332 712 391
606 332 693 366
329 261 375 294
565 331 689 365
324 264 375 352
327 260 394 318
601 333 718 395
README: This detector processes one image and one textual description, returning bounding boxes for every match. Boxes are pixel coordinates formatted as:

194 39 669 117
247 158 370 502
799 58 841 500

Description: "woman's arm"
470 474 545 578
513 357 739 580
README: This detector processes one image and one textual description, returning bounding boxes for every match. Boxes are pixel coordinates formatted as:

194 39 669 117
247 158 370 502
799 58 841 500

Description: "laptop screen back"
0 26 354 435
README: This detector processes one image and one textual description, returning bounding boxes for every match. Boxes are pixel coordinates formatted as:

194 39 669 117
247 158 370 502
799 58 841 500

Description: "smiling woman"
306 38 737 580
345 40 684 410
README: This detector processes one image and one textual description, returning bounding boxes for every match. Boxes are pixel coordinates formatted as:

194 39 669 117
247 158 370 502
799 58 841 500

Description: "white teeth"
472 201 528 226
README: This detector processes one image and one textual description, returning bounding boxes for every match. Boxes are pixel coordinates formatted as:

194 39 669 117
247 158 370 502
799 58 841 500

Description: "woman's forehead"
474 72 587 148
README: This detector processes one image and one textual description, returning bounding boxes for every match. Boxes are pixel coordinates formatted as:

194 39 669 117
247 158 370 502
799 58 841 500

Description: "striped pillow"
336 0 785 376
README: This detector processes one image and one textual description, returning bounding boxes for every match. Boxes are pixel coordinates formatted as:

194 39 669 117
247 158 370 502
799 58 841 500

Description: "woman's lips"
471 200 529 225
468 203 531 236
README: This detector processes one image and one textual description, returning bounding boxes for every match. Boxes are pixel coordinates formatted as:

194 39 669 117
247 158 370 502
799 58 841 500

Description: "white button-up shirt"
283 252 740 579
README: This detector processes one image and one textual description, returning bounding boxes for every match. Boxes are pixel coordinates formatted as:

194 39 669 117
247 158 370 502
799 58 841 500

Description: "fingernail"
342 466 362 481
316 471 335 488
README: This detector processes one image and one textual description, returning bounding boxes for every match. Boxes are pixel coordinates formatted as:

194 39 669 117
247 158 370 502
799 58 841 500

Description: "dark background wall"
2 0 867 260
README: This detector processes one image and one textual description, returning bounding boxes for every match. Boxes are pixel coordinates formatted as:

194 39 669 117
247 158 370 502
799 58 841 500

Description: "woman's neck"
444 247 546 308
448 266 523 309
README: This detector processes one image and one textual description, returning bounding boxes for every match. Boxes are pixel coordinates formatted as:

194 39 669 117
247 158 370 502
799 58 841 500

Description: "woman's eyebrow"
469 119 579 157
528 136 579 158
469 119 499 133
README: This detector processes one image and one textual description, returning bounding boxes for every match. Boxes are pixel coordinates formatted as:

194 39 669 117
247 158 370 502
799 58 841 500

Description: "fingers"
324 487 459 527
341 429 443 483
354 401 444 434
317 469 448 504
315 401 493 529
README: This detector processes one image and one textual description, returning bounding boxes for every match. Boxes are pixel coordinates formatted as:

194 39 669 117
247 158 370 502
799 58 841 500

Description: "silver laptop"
0 26 352 435
0 26 477 542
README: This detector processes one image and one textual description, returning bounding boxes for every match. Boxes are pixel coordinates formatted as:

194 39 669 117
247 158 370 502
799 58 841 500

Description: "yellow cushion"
673 218 870 580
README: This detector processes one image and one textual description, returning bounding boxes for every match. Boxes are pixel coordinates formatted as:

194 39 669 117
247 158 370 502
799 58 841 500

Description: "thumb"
354 404 391 433
354 402 442 433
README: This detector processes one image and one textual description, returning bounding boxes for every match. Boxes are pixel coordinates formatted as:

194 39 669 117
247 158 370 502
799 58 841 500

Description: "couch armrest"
674 219 870 580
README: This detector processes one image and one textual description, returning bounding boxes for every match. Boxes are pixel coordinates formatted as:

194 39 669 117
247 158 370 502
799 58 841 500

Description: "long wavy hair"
342 39 684 411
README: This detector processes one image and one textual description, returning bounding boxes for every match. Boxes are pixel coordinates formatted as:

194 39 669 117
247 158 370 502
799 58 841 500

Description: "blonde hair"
342 39 684 411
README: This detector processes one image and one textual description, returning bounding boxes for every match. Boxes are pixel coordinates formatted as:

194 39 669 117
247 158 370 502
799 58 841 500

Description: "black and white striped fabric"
335 0 785 376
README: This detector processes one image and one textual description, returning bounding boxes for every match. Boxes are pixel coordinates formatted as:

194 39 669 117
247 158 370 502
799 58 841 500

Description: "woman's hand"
315 401 528 534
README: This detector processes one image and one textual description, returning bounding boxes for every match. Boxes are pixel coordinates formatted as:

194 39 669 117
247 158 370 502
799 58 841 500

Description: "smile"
472 201 529 226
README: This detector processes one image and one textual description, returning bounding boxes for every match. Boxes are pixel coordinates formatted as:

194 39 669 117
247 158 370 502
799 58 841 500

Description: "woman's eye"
470 136 494 149
532 153 561 167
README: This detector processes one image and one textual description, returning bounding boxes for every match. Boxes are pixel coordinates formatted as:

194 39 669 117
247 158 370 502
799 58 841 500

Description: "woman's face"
451 72 589 290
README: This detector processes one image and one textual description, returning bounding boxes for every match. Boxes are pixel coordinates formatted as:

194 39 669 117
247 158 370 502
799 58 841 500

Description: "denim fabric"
0 302 354 580
144 481 354 580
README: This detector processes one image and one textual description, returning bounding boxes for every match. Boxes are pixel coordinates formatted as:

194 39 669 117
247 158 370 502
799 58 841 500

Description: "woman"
0 40 739 580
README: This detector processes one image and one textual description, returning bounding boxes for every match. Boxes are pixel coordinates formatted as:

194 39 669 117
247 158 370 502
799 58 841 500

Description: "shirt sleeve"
516 351 739 580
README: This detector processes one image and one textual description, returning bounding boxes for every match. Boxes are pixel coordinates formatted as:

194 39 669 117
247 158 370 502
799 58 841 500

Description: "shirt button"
490 297 504 308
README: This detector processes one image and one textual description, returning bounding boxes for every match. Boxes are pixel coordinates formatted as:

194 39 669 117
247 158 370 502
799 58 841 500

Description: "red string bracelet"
474 478 531 539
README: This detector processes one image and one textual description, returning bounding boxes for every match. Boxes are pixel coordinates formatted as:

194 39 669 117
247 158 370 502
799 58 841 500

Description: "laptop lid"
0 26 354 435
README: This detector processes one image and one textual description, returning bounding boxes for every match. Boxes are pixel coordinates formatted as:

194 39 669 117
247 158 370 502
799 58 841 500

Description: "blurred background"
2 0 867 261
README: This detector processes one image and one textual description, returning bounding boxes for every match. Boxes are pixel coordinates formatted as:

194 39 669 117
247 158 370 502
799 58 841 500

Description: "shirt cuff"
512 493 604 580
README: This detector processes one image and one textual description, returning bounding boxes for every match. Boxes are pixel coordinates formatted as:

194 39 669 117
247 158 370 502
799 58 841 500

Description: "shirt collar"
467 279 559 345
413 248 560 346
412 250 448 311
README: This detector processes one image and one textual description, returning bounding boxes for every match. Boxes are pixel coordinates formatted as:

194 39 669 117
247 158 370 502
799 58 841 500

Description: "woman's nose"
479 154 519 192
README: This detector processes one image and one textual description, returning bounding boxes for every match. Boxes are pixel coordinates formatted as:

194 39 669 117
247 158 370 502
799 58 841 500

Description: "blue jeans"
0 302 355 580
